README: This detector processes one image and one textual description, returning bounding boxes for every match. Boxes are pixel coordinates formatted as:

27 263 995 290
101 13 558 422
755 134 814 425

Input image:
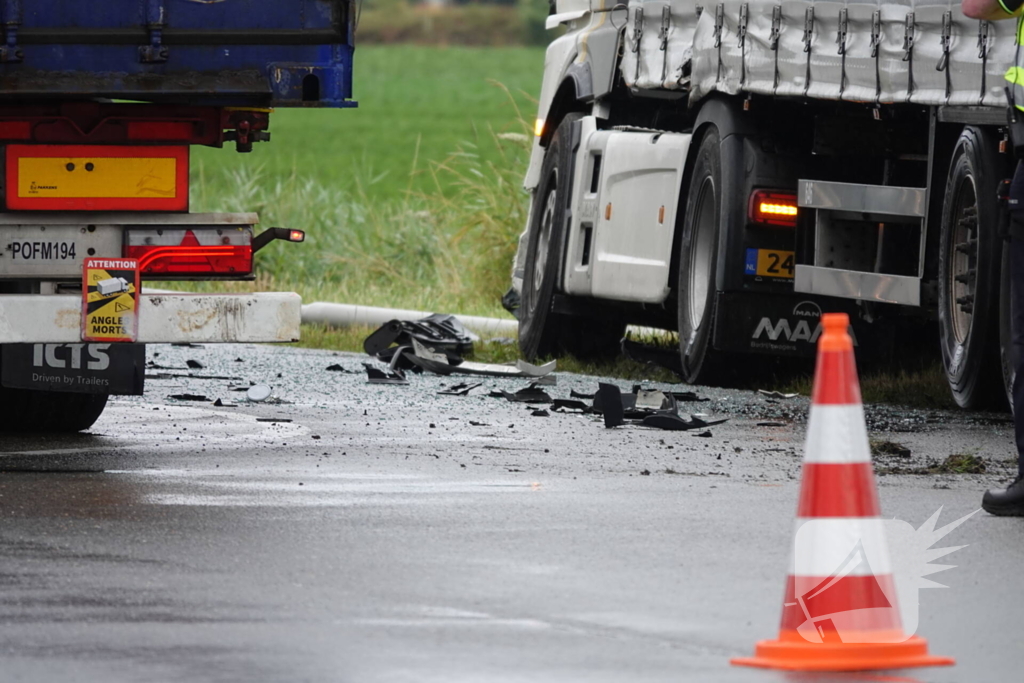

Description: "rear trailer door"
0 0 354 108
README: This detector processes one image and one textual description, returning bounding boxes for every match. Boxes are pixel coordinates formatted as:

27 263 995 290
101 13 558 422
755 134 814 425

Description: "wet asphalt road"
1 343 1022 683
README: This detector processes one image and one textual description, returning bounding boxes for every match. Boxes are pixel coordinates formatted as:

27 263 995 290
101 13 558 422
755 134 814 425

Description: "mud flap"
1 343 145 394
711 292 863 357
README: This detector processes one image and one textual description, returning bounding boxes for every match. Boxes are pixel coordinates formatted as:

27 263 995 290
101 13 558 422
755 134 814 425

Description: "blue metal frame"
0 0 355 108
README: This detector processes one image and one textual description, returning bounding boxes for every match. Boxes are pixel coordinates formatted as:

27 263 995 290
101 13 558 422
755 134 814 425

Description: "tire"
0 346 109 433
0 386 109 432
676 127 727 385
937 127 1007 410
519 114 624 361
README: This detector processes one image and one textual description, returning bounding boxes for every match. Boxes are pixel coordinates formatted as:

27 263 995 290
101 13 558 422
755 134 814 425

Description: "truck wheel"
0 386 109 432
676 128 726 384
519 114 624 361
938 127 1007 410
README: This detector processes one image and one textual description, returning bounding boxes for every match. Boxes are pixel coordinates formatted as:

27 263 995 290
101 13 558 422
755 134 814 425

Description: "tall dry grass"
188 102 532 318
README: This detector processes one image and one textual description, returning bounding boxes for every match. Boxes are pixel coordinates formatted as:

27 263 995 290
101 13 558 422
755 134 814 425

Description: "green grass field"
186 45 544 319
193 45 545 203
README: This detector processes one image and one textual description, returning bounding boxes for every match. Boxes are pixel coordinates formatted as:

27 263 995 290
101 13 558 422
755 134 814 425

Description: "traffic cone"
731 312 954 671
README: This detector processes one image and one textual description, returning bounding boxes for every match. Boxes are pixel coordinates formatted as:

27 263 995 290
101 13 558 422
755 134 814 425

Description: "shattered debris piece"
256 418 293 423
757 421 787 427
186 359 204 369
693 430 713 438
496 383 553 404
551 399 590 413
325 364 352 373
531 375 557 387
871 440 912 458
570 389 595 400
234 357 245 363
469 420 489 426
363 314 478 364
668 390 709 403
168 393 208 402
596 383 625 428
246 385 273 402
531 409 550 417
641 413 728 431
363 363 409 385
405 346 556 378
438 382 483 396
757 389 799 399
212 398 237 408
635 389 672 411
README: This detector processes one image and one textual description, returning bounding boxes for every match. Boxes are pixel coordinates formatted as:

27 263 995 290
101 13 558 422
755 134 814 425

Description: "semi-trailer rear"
0 0 355 431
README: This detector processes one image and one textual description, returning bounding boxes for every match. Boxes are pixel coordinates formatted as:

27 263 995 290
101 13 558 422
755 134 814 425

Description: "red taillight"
749 190 798 227
124 228 253 276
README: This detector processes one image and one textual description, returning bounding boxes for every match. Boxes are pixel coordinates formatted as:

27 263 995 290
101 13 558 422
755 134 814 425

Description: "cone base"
730 635 954 672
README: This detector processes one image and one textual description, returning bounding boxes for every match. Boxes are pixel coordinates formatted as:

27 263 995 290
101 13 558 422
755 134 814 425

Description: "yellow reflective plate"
17 156 177 199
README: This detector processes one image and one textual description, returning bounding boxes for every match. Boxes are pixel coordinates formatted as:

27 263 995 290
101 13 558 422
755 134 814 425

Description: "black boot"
982 475 1024 516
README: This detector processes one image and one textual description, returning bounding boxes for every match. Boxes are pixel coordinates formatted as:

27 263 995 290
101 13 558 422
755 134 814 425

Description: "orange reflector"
605 203 612 220
534 118 545 137
749 190 798 227
288 230 305 242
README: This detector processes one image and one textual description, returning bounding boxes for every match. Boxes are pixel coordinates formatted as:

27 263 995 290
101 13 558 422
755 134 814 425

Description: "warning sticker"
82 258 139 342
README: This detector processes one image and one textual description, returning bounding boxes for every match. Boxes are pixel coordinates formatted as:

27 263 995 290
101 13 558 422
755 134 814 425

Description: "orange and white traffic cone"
731 312 954 671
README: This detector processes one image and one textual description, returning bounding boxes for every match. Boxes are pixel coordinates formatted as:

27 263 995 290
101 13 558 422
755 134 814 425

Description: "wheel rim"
688 176 716 328
948 175 978 346
533 174 557 299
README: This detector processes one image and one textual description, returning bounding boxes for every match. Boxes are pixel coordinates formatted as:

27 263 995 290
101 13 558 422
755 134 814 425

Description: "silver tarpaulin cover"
618 0 1017 107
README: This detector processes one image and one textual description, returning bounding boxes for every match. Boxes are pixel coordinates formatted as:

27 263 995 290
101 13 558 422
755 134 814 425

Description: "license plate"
745 248 795 279
11 239 78 262
1 225 120 278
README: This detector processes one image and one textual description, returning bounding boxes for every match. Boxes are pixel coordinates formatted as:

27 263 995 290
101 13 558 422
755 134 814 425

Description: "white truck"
511 0 1018 408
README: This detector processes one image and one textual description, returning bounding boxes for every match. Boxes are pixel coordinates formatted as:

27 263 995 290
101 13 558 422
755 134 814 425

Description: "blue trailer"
0 0 357 431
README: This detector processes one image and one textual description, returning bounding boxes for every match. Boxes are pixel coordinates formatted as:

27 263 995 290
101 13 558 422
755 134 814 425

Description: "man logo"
752 301 856 344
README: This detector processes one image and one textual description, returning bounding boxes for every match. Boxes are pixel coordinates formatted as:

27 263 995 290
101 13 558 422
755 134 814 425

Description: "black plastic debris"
469 420 489 426
531 409 550 417
212 398 237 408
234 357 245 363
570 389 595 400
693 430 713 438
364 314 478 357
495 383 552 404
363 363 408 385
168 393 208 401
325 364 352 372
596 383 625 428
186 359 204 369
256 418 292 423
438 382 483 396
641 413 728 431
552 399 590 413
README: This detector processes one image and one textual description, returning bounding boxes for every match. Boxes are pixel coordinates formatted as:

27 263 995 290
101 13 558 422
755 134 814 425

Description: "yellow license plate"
746 248 795 279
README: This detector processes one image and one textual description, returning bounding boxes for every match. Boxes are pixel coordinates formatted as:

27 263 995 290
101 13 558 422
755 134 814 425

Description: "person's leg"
1013 236 1024 479
984 160 1024 514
